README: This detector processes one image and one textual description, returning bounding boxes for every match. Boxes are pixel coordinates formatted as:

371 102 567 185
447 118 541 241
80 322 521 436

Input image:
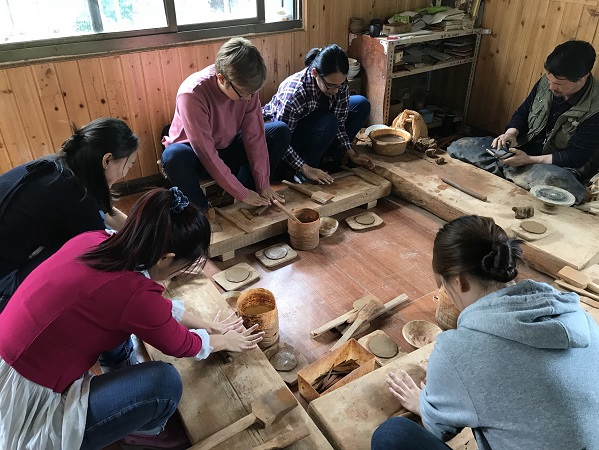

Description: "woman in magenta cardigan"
0 187 263 450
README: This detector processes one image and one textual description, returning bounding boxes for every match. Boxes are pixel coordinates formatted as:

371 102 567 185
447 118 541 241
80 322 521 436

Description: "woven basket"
434 286 460 330
237 288 279 349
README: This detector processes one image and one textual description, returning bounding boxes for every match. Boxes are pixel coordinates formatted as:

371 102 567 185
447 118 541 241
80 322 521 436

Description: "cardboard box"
383 23 411 35
297 339 376 403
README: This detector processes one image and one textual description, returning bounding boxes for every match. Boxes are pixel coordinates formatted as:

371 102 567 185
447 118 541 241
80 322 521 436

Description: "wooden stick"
281 180 334 204
555 279 599 302
331 171 355 181
341 165 385 186
273 199 301 223
440 177 488 202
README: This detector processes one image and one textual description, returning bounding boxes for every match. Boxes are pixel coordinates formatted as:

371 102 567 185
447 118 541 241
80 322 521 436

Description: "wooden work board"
364 148 599 278
308 302 599 450
144 274 333 450
208 173 391 259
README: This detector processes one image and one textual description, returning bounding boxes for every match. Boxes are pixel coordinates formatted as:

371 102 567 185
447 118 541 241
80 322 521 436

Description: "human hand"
242 190 271 207
301 164 334 185
387 370 424 416
501 148 533 167
211 324 264 353
208 310 245 335
492 128 519 149
348 149 375 170
258 187 285 204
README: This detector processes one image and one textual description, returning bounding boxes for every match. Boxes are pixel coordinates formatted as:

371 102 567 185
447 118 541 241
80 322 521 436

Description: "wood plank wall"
4 0 597 178
468 0 599 133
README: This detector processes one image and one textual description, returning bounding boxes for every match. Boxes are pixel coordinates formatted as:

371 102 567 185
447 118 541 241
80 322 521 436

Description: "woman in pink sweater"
0 187 263 449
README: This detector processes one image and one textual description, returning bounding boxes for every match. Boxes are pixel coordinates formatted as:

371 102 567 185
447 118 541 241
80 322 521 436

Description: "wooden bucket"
288 208 320 250
434 286 460 330
237 288 279 349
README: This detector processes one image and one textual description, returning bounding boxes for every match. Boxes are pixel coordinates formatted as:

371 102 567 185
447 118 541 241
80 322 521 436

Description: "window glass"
174 0 258 26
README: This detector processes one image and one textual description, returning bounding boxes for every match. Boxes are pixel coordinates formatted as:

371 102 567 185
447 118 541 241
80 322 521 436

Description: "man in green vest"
447 40 599 203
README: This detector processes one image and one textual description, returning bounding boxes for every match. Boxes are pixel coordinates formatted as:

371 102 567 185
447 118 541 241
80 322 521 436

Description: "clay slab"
510 219 553 242
346 212 383 230
358 330 407 366
213 263 259 291
520 220 546 234
225 266 251 283
264 342 309 386
255 243 298 268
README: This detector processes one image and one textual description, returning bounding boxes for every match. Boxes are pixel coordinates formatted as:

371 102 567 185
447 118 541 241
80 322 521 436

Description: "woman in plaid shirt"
263 44 372 184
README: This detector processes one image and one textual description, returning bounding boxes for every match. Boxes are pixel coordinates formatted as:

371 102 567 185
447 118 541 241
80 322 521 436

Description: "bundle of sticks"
311 359 360 394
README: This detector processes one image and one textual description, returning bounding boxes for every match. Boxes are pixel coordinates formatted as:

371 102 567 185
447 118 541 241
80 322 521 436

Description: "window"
0 0 301 65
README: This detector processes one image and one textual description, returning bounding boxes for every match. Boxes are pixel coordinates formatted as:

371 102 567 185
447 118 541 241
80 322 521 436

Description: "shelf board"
391 57 474 78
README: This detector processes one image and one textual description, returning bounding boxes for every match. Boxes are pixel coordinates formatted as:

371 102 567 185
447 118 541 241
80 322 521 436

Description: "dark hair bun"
481 240 518 282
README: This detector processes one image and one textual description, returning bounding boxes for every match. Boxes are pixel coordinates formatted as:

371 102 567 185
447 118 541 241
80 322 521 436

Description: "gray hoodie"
420 280 599 450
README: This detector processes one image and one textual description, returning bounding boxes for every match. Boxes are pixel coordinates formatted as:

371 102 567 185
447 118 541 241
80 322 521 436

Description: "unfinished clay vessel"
512 206 534 219
288 208 320 250
319 217 339 237
237 288 279 349
402 320 442 348
369 128 411 156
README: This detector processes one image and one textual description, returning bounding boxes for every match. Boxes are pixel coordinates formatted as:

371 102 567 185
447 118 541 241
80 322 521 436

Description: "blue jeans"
447 137 586 203
371 417 451 450
98 337 135 371
80 361 182 450
286 95 371 170
162 121 290 210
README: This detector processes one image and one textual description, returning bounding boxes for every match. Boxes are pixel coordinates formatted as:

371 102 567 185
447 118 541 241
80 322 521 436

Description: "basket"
434 286 460 330
369 128 411 156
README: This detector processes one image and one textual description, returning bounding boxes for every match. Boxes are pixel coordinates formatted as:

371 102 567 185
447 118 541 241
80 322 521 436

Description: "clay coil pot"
319 217 338 237
288 208 320 250
402 320 442 348
369 128 411 156
237 288 279 349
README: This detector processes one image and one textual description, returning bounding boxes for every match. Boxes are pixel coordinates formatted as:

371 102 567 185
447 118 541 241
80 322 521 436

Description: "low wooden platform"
145 275 333 450
308 303 598 450
208 173 391 260
363 147 599 278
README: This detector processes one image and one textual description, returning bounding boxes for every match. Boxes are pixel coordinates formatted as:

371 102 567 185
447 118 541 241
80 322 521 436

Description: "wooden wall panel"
469 0 599 134
7 0 593 177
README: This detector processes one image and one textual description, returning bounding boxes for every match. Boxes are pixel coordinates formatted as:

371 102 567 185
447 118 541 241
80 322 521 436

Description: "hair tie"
169 187 189 214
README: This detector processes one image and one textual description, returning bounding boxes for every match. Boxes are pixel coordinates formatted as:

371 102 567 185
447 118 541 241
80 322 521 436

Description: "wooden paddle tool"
440 177 487 202
189 387 298 450
330 299 381 351
273 199 301 223
557 266 599 293
251 424 311 450
281 180 334 204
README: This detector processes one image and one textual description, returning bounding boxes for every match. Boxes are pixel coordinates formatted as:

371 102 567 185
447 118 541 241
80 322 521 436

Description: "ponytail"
80 187 211 272
304 44 349 76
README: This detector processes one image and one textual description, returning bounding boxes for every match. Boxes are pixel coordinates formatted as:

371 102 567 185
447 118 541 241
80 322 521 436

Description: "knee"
350 95 371 116
147 362 183 404
161 143 193 167
267 121 292 145
371 417 414 450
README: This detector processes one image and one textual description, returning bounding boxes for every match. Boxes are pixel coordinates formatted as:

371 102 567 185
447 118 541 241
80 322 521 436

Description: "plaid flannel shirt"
262 68 351 170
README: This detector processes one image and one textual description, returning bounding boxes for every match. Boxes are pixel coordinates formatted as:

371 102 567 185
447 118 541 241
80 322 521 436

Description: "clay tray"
345 212 383 231
212 263 260 291
255 243 298 268
357 330 407 367
297 338 376 403
263 341 309 386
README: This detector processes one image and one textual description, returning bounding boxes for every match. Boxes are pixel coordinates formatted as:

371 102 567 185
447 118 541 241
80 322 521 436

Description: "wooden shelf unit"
347 29 490 126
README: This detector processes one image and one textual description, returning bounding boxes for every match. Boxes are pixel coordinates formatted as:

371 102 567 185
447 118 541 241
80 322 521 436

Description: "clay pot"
402 320 442 348
288 208 320 250
237 288 279 349
319 217 338 237
349 17 365 33
370 128 411 156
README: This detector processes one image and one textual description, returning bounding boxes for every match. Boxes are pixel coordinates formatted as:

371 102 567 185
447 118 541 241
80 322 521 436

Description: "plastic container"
418 108 434 124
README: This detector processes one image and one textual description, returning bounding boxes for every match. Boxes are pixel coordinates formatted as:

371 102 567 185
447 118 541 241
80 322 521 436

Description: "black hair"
544 40 596 81
55 117 138 213
80 188 211 272
432 215 522 284
304 44 349 76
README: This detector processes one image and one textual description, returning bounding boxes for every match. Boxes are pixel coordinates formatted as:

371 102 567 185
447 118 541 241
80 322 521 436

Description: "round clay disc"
520 220 547 235
354 213 376 225
264 245 288 260
269 349 298 372
368 334 399 358
224 266 250 283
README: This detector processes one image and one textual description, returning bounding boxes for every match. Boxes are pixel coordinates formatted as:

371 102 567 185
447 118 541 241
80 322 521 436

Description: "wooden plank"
140 51 170 160
0 70 34 166
78 58 111 120
367 149 599 278
54 60 92 129
208 174 392 258
145 274 333 450
30 63 72 152
0 128 13 173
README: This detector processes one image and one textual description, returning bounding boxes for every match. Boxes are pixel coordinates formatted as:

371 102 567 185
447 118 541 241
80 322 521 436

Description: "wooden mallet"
189 387 298 450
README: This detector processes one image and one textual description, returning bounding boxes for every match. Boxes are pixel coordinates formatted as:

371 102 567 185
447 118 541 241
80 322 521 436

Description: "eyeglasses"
227 79 253 100
317 72 348 91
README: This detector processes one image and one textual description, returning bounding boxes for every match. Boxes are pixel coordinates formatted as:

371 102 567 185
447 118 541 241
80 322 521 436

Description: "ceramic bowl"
347 66 361 79
319 217 339 237
402 320 443 348
348 57 360 66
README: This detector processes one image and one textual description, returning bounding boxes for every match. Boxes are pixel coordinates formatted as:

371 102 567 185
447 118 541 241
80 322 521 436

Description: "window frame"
0 0 302 67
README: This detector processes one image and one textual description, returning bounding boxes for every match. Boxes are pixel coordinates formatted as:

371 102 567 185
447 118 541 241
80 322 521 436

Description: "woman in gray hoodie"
372 215 599 450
